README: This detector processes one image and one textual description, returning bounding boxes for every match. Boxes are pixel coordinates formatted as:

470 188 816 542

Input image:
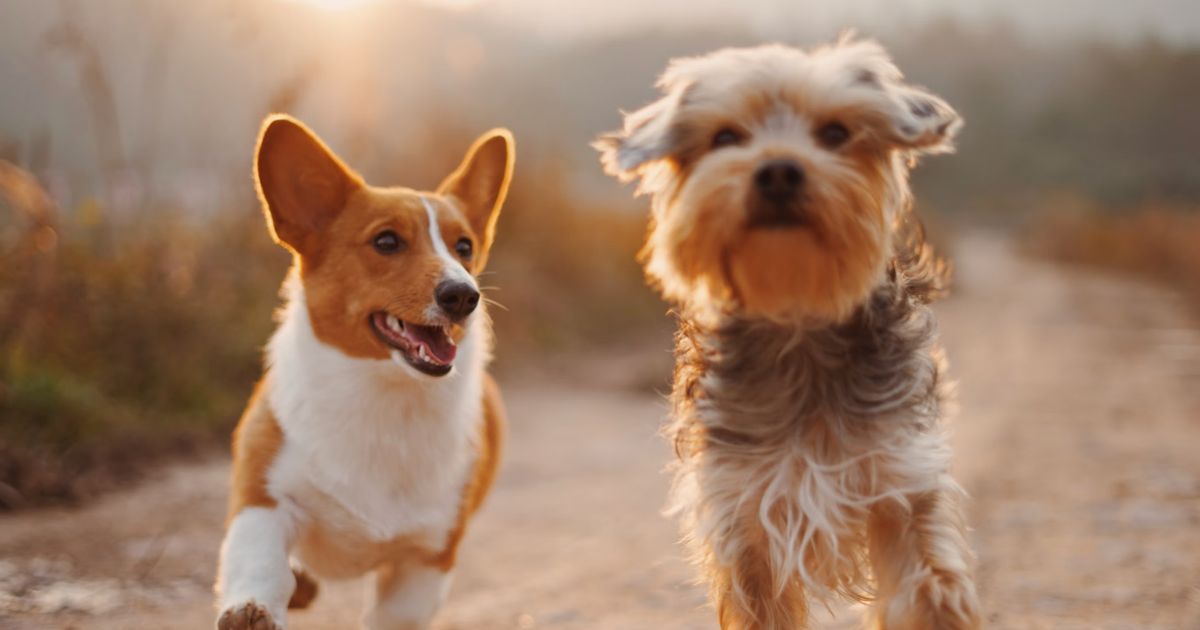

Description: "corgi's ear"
254 115 363 253
436 129 514 271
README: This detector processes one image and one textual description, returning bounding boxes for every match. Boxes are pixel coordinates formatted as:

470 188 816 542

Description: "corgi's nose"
435 281 480 320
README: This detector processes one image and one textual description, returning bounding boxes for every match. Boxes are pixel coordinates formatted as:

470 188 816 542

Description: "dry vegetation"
1024 195 1200 309
0 154 658 509
484 163 662 359
0 161 285 507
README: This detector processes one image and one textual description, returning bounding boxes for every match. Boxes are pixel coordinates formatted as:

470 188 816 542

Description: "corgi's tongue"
401 323 457 364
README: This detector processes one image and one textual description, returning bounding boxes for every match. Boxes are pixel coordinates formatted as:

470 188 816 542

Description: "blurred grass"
0 154 660 509
488 161 664 358
1023 193 1200 306
0 162 288 507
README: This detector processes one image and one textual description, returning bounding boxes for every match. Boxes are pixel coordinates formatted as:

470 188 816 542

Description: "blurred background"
1 1 1198 628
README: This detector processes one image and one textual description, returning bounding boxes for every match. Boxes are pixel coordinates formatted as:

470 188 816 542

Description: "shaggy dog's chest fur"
667 231 955 602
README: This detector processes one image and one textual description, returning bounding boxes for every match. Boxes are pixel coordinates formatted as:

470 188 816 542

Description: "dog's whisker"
481 297 509 312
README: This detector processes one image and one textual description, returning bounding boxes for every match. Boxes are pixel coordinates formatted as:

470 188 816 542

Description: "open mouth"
369 312 457 377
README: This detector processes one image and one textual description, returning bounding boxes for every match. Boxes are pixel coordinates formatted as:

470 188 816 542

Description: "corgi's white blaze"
421 196 475 287
421 195 477 324
265 273 488 544
216 506 297 626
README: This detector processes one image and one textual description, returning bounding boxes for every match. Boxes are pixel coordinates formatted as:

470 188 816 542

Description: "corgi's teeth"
387 315 401 332
418 346 429 362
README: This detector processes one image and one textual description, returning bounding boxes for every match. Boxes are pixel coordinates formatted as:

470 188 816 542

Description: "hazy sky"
1 0 1196 207
478 0 1200 44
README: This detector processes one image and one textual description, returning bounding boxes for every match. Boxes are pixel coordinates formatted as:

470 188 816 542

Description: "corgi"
215 115 513 630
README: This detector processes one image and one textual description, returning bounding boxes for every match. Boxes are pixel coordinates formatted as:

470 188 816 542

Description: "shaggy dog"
596 38 982 629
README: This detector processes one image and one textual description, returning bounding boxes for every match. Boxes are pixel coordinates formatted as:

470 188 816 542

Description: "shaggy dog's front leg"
710 534 811 630
688 463 812 630
867 481 981 630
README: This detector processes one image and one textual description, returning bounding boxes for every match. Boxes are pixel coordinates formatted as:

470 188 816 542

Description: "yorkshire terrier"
596 38 982 629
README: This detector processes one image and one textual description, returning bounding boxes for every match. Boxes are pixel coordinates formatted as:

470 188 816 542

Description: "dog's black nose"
435 281 480 320
754 159 804 204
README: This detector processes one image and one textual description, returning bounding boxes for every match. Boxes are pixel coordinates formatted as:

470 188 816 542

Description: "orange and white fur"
215 115 513 630
597 39 982 629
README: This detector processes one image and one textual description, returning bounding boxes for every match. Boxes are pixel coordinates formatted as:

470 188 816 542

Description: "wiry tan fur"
597 38 981 629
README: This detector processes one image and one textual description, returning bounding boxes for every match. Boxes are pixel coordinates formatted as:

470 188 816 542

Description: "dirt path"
2 232 1199 629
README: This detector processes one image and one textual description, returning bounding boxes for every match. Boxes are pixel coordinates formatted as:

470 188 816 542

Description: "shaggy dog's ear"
832 38 962 154
594 82 692 182
879 83 961 153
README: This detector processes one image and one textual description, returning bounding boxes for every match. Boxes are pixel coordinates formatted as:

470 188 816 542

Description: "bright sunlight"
292 0 486 10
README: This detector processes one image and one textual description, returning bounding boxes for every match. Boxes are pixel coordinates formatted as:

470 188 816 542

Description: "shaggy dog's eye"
816 122 851 149
712 128 743 149
455 238 473 260
372 230 405 254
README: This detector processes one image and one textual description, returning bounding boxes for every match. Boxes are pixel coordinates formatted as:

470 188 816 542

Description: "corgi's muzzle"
370 312 458 377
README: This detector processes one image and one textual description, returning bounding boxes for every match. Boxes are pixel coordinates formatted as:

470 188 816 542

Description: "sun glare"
420 0 487 9
292 0 486 9
293 0 378 9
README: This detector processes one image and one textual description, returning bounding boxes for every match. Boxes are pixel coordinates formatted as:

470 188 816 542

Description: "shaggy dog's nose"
754 159 805 204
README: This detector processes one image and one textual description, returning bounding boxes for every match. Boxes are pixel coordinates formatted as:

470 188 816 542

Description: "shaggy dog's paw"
217 600 283 630
873 568 984 628
916 571 982 630
874 572 982 630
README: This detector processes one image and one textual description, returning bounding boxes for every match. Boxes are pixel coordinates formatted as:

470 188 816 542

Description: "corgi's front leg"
216 506 296 630
364 561 452 630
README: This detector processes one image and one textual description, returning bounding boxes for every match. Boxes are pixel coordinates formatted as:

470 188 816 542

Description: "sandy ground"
2 232 1199 630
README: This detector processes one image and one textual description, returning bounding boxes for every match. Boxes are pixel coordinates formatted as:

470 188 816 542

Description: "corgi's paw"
217 600 283 630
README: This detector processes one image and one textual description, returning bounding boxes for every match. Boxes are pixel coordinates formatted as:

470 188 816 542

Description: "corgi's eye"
455 238 473 260
712 128 743 149
372 230 405 254
816 121 851 149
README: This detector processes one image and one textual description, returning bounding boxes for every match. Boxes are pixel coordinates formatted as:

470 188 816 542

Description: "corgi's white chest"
263 277 486 543
269 388 478 542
